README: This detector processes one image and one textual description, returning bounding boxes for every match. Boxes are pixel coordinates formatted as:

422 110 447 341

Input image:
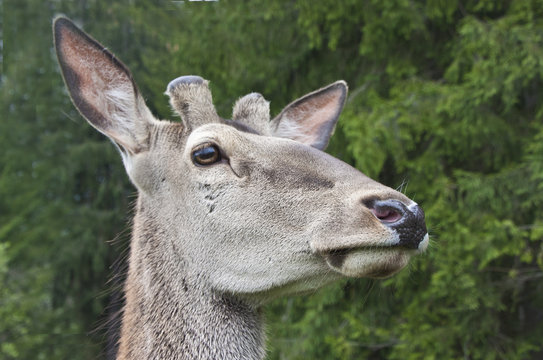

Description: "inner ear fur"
271 81 348 150
53 17 154 154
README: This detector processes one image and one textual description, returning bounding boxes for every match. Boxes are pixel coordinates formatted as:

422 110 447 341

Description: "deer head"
54 16 428 358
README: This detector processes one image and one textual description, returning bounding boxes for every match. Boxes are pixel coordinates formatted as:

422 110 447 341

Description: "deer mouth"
322 245 415 279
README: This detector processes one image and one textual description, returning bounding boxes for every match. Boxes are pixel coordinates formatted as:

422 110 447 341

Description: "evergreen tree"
1 1 542 359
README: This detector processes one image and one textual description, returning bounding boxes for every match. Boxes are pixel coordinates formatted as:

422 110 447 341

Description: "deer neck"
117 197 266 360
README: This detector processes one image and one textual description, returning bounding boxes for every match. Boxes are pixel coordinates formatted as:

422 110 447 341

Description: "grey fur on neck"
117 197 266 360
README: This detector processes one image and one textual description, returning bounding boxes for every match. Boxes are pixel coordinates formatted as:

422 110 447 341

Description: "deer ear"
271 81 347 150
53 17 154 155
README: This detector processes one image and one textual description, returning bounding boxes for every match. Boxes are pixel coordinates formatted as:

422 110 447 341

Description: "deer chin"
324 247 414 279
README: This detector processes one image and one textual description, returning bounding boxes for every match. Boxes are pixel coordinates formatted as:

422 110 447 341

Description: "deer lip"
322 244 409 256
321 244 414 271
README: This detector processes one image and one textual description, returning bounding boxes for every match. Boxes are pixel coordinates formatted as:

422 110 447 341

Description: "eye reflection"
192 144 222 166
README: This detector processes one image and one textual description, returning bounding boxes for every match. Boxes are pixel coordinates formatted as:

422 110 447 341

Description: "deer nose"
368 199 427 250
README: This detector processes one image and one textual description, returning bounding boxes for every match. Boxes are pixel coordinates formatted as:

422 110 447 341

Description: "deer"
53 16 428 360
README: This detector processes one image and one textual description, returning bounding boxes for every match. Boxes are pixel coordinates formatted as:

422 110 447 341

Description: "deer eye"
192 143 222 166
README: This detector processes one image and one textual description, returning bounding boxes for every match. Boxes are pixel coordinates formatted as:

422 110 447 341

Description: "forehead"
184 121 256 147
155 119 260 149
223 119 261 135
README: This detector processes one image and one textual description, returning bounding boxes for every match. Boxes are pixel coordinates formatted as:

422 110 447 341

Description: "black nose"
368 199 427 249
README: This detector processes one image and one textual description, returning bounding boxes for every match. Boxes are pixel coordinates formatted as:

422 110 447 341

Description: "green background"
2 0 543 359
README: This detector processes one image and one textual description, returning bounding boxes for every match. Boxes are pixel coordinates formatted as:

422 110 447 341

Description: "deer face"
124 79 428 303
54 17 428 305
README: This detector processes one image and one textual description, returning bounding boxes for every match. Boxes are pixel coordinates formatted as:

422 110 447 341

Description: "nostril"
371 207 402 223
364 198 427 249
366 199 405 224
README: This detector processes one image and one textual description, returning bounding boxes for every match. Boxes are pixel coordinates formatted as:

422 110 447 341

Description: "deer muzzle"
314 197 428 279
367 199 428 251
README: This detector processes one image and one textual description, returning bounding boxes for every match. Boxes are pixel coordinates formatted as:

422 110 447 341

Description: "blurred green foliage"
1 0 543 359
